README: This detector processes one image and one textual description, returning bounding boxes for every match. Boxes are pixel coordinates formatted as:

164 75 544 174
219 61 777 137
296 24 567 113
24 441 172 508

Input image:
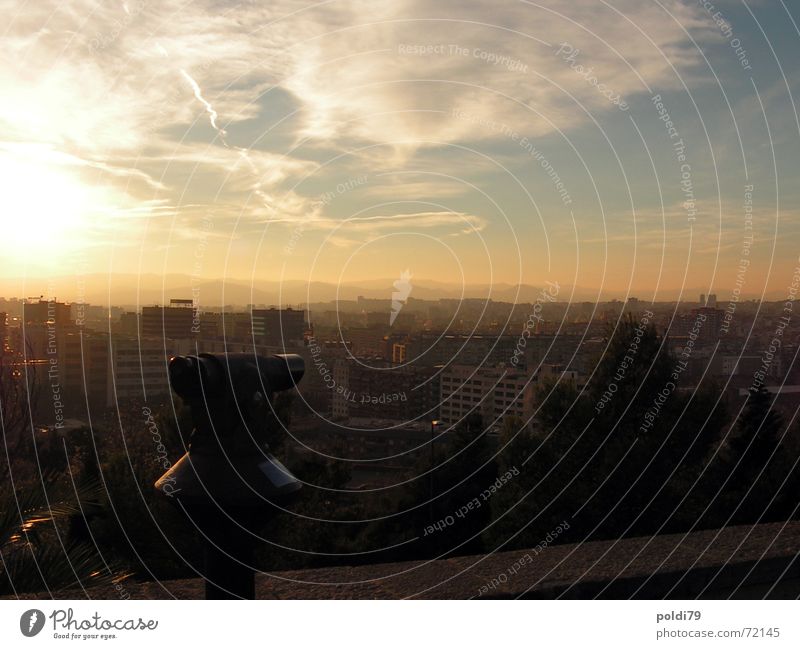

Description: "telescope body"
155 352 304 506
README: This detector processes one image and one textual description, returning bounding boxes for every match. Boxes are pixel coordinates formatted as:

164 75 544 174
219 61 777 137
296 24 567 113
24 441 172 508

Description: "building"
251 307 306 346
71 303 108 328
330 359 440 422
392 342 407 363
721 354 782 380
117 312 139 336
440 365 532 429
439 364 574 430
669 307 724 344
404 333 518 367
196 312 224 339
344 325 389 357
141 299 197 340
523 334 588 372
22 299 72 326
0 297 23 319
332 359 349 419
19 299 77 360
107 336 177 406
58 332 110 405
296 339 351 417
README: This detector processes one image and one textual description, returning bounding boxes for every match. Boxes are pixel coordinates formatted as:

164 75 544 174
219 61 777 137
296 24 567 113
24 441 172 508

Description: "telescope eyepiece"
168 353 304 400
168 354 224 399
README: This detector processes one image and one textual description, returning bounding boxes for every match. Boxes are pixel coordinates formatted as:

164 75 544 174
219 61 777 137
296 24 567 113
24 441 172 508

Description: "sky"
1 0 800 303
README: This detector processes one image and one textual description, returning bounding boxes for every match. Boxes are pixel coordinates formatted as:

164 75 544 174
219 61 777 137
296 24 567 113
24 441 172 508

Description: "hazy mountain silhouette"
0 273 777 306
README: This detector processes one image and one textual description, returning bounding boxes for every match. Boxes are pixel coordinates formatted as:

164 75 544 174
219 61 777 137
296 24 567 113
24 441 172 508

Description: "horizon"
0 272 790 305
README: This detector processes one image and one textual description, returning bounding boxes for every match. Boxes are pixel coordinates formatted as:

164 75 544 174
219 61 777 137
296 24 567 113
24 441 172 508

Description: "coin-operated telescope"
155 353 304 599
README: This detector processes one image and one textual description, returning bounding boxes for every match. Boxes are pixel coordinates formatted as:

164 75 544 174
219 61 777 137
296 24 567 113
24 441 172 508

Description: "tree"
485 316 729 549
723 385 797 524
427 412 497 556
729 385 782 480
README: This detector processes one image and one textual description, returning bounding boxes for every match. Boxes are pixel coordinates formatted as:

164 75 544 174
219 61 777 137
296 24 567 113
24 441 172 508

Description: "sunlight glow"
0 155 90 259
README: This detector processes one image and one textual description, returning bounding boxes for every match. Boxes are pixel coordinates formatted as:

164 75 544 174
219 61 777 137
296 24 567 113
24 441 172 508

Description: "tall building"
107 335 177 406
118 312 139 336
141 299 197 340
20 299 76 360
251 307 306 346
59 331 110 405
197 312 223 339
22 299 72 326
699 293 717 308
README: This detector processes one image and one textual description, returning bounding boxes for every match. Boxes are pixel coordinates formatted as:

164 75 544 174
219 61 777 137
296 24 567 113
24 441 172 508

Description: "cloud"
316 209 486 231
3 0 713 150
0 0 730 262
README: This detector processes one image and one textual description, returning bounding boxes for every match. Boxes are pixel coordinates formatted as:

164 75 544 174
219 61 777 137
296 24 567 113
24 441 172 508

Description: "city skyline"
0 271 790 307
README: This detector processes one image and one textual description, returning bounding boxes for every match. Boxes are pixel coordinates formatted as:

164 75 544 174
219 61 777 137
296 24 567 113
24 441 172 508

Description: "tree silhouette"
723 385 798 524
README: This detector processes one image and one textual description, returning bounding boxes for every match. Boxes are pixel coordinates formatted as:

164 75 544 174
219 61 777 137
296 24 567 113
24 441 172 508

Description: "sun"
0 154 90 259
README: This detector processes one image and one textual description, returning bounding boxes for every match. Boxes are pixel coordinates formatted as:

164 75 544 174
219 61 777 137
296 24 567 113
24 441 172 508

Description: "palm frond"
0 540 131 596
0 477 105 548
